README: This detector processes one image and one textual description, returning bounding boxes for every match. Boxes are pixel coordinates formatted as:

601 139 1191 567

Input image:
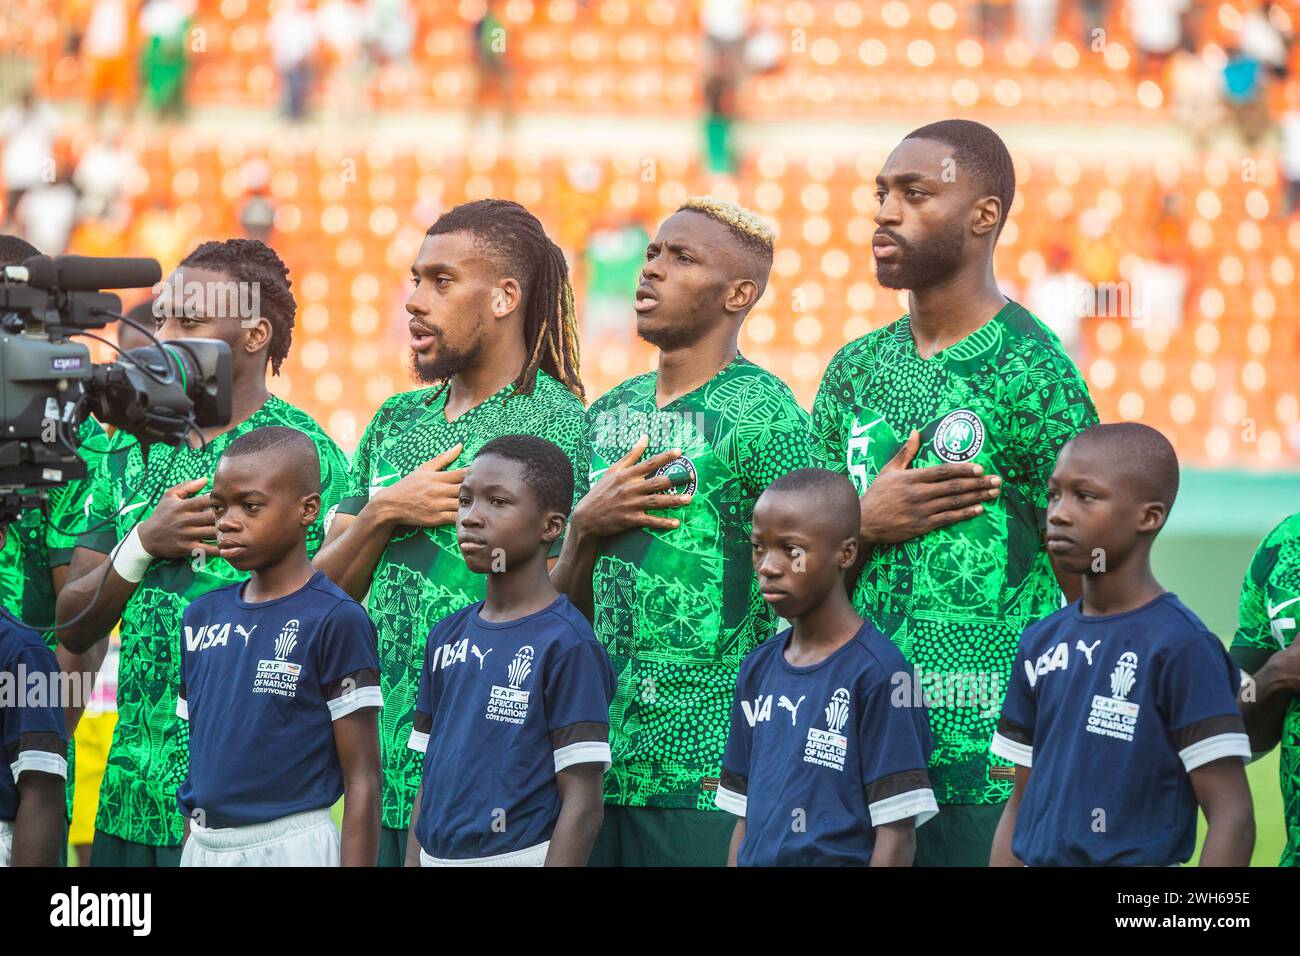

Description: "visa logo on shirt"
430 638 469 671
742 695 773 727
185 622 231 651
1024 641 1070 688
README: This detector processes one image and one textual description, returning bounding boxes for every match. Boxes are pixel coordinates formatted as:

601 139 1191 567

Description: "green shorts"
89 829 182 867
377 825 409 867
588 804 736 867
914 801 1006 867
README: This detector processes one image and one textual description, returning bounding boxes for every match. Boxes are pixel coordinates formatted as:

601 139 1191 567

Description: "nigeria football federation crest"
932 409 985 463
652 455 698 498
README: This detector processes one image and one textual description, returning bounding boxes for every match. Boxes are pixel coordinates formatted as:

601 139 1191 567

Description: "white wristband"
110 525 154 583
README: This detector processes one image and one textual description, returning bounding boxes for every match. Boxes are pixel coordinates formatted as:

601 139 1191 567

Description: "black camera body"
0 254 233 524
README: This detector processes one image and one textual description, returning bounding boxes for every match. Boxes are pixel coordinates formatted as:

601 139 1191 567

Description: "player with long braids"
314 199 590 866
57 238 351 866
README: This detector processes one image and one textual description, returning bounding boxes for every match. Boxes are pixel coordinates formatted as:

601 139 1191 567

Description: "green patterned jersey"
337 371 590 831
76 397 349 846
1229 512 1300 867
0 417 113 821
0 418 113 630
588 355 811 809
811 301 1098 805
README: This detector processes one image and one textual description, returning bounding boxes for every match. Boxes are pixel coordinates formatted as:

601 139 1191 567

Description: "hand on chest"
845 402 1006 488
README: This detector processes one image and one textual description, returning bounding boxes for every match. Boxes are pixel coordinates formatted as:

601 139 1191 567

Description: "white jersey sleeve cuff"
553 740 611 773
1180 732 1252 772
868 787 939 828
176 696 188 720
328 684 383 720
714 785 747 817
11 750 68 781
408 729 430 754
989 731 1033 767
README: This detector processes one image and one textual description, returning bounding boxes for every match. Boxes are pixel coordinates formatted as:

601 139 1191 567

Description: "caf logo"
932 409 985 463
652 455 697 498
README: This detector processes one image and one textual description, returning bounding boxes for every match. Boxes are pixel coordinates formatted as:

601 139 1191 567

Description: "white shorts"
419 841 548 867
181 809 339 867
0 819 11 867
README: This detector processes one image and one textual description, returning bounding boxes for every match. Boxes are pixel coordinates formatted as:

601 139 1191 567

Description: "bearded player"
810 120 1099 866
552 198 810 866
313 200 591 866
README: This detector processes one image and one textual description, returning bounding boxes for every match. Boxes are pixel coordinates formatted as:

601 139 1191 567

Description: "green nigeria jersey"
0 416 112 820
587 355 810 809
1230 511 1300 867
0 418 113 630
811 300 1098 805
336 371 590 831
76 396 349 846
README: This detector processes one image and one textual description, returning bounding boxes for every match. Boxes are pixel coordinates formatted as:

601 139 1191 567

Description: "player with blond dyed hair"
552 197 810 866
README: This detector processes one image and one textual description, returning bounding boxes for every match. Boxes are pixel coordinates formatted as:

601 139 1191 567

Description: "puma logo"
777 694 806 725
1076 639 1101 666
470 644 492 670
235 624 257 647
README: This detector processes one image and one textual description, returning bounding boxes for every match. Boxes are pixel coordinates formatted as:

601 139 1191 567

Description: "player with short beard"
313 199 590 866
811 120 1099 866
552 197 810 866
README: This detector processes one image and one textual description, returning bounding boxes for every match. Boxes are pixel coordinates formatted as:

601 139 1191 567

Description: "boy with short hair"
990 423 1254 866
0 595 68 867
716 469 937 866
405 435 613 867
176 427 382 866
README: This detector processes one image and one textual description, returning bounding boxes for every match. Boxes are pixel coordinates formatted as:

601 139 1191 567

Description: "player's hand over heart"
857 430 1002 545
137 478 219 559
571 435 692 539
371 444 467 528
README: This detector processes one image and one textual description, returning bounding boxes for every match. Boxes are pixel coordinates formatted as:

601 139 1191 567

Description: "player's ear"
724 277 759 315
837 535 858 570
971 195 1002 238
492 277 522 319
1137 501 1166 535
301 492 321 527
542 510 565 545
241 316 272 355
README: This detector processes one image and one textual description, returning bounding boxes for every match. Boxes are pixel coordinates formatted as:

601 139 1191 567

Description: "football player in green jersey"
552 197 811 866
313 200 590 866
811 120 1098 865
1234 512 1300 866
56 239 351 866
